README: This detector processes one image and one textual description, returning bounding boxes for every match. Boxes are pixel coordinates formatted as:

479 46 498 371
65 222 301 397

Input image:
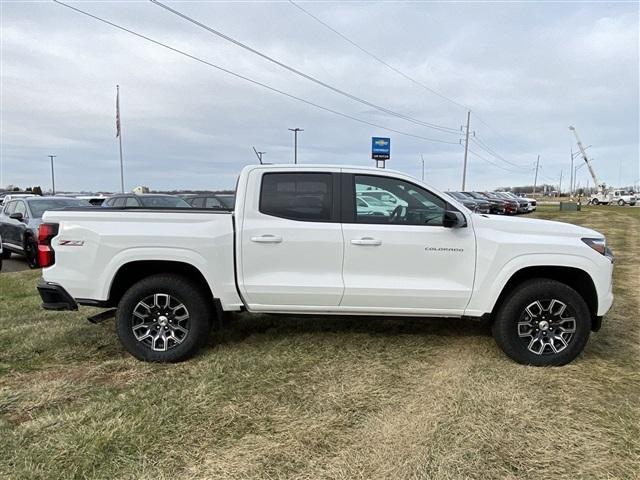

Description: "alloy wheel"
517 299 576 355
131 293 190 352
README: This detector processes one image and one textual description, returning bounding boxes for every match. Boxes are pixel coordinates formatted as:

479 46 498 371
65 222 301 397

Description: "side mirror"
9 212 24 222
443 210 466 228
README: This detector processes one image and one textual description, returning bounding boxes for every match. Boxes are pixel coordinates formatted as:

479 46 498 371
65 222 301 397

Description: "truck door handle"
351 237 382 246
250 234 283 244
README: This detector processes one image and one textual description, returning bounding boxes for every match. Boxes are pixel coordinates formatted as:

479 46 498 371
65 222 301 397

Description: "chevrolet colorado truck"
36 165 614 366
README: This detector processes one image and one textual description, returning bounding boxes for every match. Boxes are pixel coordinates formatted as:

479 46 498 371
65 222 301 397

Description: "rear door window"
3 201 16 216
13 201 26 216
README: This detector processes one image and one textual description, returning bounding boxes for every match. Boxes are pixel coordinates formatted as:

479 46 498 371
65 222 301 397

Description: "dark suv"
0 196 89 267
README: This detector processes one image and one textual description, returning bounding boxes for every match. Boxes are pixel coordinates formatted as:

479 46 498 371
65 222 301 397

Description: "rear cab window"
259 172 337 222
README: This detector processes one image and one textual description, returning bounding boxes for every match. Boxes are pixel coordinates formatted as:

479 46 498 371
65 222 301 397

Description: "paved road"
1 256 33 273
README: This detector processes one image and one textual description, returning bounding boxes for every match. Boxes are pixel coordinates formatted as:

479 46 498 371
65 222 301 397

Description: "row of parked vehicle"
99 193 235 209
446 191 537 215
0 192 236 269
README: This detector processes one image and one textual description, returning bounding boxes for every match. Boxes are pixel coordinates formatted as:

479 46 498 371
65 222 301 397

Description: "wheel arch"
491 266 599 330
107 260 214 308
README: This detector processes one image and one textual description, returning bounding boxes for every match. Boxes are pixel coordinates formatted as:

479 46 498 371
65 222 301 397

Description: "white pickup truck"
37 165 614 366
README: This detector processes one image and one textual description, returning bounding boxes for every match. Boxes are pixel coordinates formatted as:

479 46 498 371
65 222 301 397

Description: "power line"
53 0 461 146
470 136 533 171
151 0 462 136
466 147 529 174
288 0 469 112
289 1 526 166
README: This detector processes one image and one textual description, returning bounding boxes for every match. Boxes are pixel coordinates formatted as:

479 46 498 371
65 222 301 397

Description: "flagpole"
116 85 125 193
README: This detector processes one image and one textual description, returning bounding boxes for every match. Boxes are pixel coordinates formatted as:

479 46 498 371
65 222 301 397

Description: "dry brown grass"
0 205 638 479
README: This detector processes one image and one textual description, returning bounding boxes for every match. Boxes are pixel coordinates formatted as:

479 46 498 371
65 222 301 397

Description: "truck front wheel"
492 279 591 366
116 274 212 362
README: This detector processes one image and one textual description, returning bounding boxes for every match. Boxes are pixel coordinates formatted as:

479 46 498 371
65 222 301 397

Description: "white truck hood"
472 213 603 239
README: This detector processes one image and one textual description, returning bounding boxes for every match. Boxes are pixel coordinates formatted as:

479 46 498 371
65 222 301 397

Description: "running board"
87 309 117 324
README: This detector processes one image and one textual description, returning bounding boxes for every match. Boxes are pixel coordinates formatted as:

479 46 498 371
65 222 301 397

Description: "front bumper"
37 279 78 311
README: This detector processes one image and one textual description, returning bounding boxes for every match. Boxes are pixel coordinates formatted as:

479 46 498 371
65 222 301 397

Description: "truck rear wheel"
492 279 591 366
116 274 212 362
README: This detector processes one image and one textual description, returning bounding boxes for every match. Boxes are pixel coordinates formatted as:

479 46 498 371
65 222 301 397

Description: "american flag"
115 85 121 138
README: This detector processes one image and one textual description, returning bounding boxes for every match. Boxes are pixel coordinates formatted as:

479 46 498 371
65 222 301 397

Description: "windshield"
360 196 385 206
139 196 191 208
28 198 90 218
450 192 468 200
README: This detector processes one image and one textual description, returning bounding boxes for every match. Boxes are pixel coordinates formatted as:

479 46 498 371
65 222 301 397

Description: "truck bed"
41 208 241 310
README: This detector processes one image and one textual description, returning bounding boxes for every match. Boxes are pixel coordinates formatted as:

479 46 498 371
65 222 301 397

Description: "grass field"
1 206 638 479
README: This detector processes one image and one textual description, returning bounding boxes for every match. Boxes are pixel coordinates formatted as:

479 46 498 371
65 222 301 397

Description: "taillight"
38 223 59 267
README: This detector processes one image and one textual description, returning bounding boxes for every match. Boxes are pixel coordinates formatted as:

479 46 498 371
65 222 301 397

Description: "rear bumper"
37 279 78 311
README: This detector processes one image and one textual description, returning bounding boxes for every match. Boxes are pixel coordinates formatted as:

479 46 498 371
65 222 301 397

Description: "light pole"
288 128 303 164
420 153 425 181
48 155 56 195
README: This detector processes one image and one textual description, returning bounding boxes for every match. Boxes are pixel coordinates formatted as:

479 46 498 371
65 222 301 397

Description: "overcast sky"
1 0 638 193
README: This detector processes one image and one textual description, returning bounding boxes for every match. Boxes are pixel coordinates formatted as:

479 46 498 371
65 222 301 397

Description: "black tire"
592 198 599 205
116 274 213 362
24 236 38 269
1 248 11 260
492 279 591 366
617 199 625 206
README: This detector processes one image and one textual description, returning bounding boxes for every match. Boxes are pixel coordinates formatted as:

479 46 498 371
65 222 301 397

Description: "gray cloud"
1 1 638 193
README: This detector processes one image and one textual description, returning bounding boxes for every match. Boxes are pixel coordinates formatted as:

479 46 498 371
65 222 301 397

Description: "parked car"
76 195 107 206
495 192 530 214
511 192 537 211
0 196 89 267
356 195 391 217
480 192 519 215
183 194 232 210
356 189 406 211
102 194 191 208
0 193 37 207
461 191 506 215
445 192 477 211
446 192 490 214
215 194 236 209
38 164 613 366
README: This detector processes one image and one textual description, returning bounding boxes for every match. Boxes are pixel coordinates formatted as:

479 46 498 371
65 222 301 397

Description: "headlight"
582 237 614 261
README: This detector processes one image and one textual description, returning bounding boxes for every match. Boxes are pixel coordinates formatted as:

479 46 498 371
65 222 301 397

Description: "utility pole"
288 128 303 164
532 154 540 196
559 170 563 197
420 153 425 181
48 155 56 195
570 147 574 198
461 110 471 190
